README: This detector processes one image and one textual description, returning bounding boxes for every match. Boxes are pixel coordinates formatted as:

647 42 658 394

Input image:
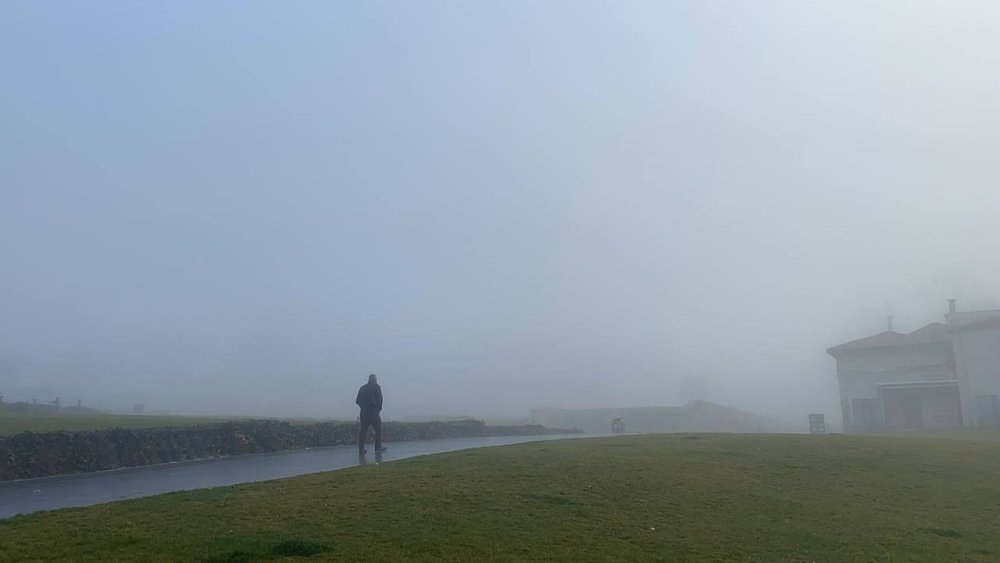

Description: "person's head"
368 374 377 384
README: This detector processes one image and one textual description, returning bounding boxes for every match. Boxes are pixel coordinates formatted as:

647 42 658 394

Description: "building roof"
827 322 950 355
950 315 1000 333
947 309 1000 327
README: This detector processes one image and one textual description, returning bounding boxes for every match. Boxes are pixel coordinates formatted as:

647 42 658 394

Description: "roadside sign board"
809 413 826 434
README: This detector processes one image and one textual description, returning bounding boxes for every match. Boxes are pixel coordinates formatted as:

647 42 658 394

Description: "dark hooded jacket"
356 382 383 414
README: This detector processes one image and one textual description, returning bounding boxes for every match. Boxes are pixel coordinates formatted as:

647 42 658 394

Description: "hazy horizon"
4 2 1000 425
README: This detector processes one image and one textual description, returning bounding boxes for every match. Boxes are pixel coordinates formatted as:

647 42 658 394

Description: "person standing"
356 373 385 454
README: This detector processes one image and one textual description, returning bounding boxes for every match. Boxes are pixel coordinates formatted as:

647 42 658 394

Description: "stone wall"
0 419 578 481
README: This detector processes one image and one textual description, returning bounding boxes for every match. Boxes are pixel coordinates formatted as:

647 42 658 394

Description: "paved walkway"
0 434 581 519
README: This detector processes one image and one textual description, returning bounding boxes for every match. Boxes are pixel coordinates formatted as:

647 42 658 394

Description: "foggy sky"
3 1 1000 423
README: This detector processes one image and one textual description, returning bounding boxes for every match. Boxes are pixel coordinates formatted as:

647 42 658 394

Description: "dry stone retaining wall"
0 419 577 481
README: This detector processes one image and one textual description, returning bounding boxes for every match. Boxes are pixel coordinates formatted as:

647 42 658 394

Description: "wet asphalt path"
0 434 584 519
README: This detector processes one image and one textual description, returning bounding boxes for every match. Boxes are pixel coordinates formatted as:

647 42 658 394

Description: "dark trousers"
358 411 381 452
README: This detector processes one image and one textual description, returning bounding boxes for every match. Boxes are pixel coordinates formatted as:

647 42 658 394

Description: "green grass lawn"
0 414 247 436
0 414 355 436
3 433 1000 562
871 427 1000 442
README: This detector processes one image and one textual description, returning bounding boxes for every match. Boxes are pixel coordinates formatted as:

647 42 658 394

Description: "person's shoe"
375 446 387 452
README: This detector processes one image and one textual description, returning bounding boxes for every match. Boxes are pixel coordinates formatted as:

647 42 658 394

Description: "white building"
828 300 1000 431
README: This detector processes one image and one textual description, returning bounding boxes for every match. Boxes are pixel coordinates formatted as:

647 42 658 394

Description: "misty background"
2 1 999 423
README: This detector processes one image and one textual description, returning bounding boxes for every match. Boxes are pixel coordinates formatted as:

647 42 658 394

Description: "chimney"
886 315 894 332
948 299 957 315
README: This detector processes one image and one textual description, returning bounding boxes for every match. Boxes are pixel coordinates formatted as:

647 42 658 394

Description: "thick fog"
3 2 999 424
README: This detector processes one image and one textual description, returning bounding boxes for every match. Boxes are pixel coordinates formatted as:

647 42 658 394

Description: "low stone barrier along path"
0 434 591 518
0 419 578 481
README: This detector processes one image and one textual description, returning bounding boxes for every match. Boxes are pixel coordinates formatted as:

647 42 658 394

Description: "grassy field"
0 413 358 436
0 413 251 436
3 433 1000 562
870 427 1000 442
